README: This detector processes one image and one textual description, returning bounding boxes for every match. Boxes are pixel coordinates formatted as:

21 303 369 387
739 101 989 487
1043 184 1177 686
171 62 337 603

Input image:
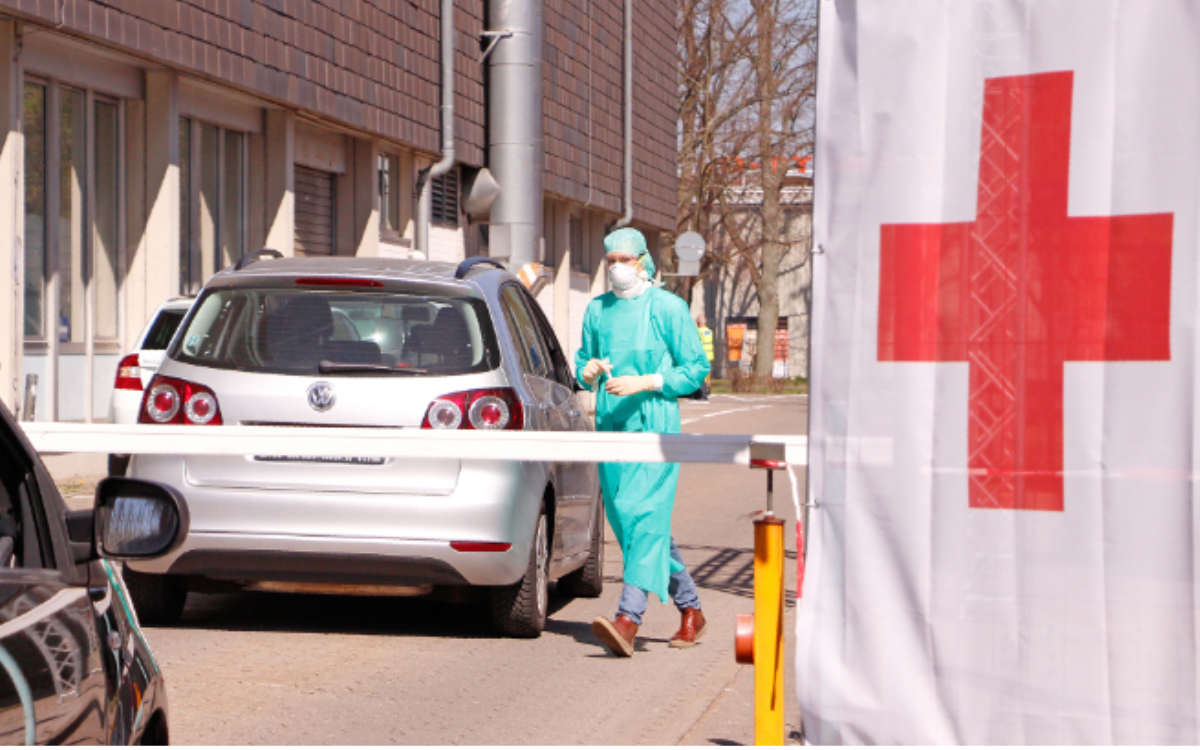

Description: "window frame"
179 115 249 295
498 283 551 379
0 418 57 571
517 285 575 388
21 77 126 355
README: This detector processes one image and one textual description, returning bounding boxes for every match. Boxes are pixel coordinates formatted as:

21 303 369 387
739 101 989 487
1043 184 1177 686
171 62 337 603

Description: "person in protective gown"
575 227 711 657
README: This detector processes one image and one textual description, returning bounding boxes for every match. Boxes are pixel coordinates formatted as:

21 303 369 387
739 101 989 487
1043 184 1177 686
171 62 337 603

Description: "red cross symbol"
877 71 1173 512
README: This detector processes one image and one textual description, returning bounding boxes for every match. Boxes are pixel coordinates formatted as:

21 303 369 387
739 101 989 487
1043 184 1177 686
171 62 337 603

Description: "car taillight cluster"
139 375 223 425
114 353 143 391
421 388 523 431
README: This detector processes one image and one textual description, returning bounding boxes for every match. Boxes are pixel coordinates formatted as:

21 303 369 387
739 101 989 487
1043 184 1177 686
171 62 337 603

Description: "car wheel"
559 498 604 598
489 509 549 638
121 566 187 625
107 454 130 477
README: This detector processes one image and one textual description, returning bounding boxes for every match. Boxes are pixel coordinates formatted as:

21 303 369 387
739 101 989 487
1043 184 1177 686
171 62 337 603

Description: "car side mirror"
92 478 189 560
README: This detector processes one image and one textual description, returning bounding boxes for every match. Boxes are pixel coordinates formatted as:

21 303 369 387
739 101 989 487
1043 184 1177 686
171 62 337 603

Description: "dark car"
0 400 188 743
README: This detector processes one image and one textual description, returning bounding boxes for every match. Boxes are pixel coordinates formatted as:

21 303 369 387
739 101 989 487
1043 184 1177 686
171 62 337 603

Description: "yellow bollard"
752 513 786 745
739 444 790 745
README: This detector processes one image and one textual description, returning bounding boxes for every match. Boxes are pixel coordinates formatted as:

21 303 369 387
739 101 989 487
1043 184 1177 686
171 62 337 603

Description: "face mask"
608 261 641 291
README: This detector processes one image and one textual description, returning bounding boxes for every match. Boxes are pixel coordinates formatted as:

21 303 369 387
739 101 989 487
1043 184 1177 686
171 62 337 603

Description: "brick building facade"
0 0 678 420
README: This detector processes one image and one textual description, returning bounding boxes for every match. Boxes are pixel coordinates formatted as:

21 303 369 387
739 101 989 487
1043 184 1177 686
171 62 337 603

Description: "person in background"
694 313 714 401
575 227 711 657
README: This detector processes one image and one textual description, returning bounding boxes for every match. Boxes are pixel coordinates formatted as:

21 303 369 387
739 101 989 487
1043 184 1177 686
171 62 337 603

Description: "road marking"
713 393 808 403
681 404 775 425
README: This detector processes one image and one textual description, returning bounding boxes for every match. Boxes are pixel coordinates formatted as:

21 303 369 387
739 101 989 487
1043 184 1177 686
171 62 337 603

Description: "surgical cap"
604 227 647 258
603 227 657 278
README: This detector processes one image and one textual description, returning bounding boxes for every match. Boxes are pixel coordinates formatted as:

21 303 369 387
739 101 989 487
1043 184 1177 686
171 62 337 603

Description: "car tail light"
294 277 383 288
139 375 223 425
421 388 523 430
449 541 513 552
114 353 142 390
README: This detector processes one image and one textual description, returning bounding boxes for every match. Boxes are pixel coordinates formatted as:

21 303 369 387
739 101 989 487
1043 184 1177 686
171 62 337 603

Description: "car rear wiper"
318 360 429 375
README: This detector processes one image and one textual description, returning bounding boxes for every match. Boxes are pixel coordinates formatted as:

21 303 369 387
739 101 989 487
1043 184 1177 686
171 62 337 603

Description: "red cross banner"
800 2 1197 743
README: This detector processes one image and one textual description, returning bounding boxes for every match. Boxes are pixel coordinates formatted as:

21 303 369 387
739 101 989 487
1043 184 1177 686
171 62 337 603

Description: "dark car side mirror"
92 478 189 560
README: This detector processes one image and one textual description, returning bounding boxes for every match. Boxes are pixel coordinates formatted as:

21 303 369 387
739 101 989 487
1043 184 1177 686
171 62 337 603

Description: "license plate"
253 455 386 466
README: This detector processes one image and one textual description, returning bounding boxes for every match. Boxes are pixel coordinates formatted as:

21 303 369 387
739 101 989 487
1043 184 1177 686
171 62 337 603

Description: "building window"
180 117 247 294
222 131 245 271
431 168 459 227
93 100 119 340
379 152 397 235
23 82 121 345
23 83 46 338
378 150 414 245
58 86 84 344
569 216 587 272
178 118 190 291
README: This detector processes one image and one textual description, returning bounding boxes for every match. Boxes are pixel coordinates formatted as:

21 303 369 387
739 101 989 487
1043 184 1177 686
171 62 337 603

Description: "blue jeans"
616 537 701 626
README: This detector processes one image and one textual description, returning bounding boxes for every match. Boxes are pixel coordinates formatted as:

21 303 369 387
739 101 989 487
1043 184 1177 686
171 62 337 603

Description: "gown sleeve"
575 298 599 391
656 291 711 398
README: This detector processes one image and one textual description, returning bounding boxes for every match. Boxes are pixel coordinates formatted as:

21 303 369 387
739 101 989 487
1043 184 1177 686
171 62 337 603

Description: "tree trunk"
752 0 782 378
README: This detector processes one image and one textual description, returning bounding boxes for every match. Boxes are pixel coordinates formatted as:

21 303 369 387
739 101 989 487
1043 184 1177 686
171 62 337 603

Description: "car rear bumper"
109 389 143 429
126 455 544 587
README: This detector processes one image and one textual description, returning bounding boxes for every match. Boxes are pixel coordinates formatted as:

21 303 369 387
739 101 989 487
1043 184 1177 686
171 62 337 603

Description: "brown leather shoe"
668 608 707 648
592 615 638 657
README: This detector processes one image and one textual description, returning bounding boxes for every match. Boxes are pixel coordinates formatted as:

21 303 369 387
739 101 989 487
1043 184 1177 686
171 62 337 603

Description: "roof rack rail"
234 248 283 271
454 256 508 279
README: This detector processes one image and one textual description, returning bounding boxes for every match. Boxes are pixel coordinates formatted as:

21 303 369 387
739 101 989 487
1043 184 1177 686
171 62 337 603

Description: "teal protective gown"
575 286 710 602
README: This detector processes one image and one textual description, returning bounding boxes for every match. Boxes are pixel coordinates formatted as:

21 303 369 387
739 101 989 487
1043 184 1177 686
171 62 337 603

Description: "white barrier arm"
21 422 806 466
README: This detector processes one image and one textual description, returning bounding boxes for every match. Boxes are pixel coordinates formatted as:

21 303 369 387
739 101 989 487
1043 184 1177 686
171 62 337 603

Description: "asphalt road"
64 393 808 745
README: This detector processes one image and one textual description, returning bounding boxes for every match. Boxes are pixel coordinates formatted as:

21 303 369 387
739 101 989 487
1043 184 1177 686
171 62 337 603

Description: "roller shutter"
294 165 335 256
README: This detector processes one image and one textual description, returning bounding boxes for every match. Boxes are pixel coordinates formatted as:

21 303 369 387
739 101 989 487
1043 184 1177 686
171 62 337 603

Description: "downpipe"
416 0 457 256
613 0 634 229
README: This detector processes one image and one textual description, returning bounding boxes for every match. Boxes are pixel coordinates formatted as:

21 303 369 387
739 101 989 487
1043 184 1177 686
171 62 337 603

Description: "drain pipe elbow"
417 0 457 255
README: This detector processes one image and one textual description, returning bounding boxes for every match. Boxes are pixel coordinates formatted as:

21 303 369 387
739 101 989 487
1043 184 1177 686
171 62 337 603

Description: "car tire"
121 566 187 625
489 509 549 638
559 499 604 598
107 454 130 477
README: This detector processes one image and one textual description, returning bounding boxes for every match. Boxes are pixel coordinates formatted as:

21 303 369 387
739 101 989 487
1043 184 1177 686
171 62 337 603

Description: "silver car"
125 254 602 637
107 295 194 476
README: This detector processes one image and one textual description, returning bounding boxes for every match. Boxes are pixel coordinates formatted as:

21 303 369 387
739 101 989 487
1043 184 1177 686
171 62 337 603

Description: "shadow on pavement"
157 541 796 636
158 583 584 638
677 543 798 607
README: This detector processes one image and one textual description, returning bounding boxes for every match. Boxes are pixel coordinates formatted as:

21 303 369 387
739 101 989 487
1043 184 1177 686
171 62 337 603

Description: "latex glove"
605 374 659 396
582 358 612 385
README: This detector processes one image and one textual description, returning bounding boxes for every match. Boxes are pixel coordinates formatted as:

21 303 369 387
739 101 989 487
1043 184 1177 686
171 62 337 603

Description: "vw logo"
307 381 335 412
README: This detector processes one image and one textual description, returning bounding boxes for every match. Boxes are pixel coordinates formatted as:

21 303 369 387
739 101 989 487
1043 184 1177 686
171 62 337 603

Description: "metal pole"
486 0 543 265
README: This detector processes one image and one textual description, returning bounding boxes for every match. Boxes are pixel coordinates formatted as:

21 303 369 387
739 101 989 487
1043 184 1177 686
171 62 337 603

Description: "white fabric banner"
800 1 1200 743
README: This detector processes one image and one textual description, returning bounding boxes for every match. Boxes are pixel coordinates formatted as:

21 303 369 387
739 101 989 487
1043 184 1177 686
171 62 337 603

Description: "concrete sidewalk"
42 452 107 511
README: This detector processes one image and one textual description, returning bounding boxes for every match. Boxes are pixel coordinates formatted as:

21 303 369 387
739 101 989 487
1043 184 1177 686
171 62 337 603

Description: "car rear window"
169 287 499 376
141 309 186 350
